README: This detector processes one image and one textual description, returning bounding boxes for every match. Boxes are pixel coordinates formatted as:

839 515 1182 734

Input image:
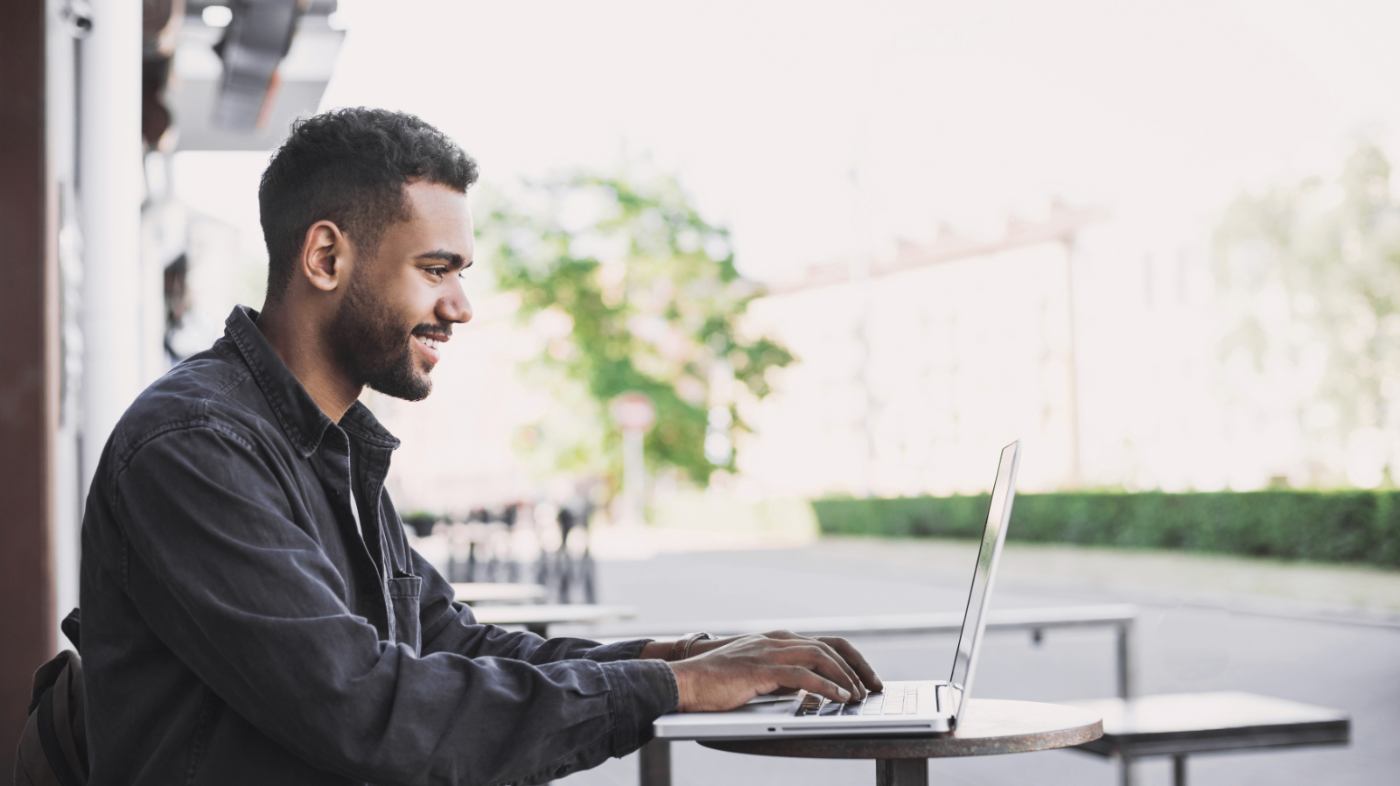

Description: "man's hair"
258 107 478 302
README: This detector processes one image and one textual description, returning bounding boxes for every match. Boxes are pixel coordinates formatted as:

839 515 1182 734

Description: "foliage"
1213 142 1400 484
812 490 1400 567
479 173 793 492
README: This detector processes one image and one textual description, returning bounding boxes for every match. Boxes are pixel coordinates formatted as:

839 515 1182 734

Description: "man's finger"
777 666 851 704
777 643 862 699
805 638 866 699
818 636 884 692
771 635 866 699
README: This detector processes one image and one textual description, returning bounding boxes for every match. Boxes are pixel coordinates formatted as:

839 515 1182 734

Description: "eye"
425 266 448 279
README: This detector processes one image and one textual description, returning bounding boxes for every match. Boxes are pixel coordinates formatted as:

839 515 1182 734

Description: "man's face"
328 181 474 401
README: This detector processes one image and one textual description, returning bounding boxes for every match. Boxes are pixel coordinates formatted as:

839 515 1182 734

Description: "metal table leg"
875 759 928 786
1172 754 1187 786
639 739 671 786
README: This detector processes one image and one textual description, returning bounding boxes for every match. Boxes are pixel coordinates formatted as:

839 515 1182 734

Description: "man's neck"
255 304 361 423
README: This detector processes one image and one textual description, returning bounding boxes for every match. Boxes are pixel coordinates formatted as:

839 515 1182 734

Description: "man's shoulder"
108 341 275 468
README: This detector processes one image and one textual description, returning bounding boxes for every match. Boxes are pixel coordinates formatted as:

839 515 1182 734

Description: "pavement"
584 524 1400 626
541 528 1400 786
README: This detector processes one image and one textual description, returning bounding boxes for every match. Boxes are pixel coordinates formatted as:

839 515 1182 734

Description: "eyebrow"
414 249 473 269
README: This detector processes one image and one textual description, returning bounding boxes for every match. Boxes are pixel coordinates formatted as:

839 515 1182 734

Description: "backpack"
13 609 86 786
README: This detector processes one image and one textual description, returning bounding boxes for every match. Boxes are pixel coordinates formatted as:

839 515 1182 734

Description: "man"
79 108 881 785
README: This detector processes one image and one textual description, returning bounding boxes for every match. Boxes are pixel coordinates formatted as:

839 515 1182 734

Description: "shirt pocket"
386 573 423 656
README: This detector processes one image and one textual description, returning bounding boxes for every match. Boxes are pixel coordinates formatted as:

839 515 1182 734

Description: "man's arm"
407 527 884 707
408 543 885 698
410 546 654 663
105 426 675 786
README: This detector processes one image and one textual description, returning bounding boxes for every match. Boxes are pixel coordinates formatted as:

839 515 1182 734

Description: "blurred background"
2 1 1398 783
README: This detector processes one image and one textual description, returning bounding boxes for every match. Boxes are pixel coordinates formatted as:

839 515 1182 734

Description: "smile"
412 333 448 365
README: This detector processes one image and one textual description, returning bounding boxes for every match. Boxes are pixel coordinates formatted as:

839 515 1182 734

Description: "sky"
294 0 1400 281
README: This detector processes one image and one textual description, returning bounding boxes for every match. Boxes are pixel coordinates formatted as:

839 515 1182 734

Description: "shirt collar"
224 305 400 457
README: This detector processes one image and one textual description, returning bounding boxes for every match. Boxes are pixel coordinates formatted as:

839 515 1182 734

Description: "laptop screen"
946 441 1020 719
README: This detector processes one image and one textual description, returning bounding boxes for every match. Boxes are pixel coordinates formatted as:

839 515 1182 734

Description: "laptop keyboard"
794 684 919 717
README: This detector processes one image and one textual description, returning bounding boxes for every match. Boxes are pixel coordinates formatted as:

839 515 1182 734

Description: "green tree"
479 173 793 495
1214 142 1400 484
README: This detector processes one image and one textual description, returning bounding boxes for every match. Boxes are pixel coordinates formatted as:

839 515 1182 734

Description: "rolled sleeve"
599 659 680 755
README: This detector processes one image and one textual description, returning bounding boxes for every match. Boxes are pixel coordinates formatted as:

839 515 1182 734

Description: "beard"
327 274 434 402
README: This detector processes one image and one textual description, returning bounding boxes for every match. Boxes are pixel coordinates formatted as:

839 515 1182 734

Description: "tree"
1214 142 1400 485
478 172 794 496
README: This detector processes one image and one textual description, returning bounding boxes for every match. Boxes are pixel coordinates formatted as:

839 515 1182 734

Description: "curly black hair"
258 107 479 302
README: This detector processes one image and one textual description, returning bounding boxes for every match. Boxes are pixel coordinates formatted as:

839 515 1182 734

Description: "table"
469 603 636 636
451 581 548 604
1070 691 1351 786
627 605 1138 786
697 698 1103 786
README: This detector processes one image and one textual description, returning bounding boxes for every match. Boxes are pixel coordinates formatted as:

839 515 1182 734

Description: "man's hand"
668 632 883 712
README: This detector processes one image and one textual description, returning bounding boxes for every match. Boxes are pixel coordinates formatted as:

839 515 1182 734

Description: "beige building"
731 205 1241 499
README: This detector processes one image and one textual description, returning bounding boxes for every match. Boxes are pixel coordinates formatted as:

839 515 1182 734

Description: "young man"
79 108 880 785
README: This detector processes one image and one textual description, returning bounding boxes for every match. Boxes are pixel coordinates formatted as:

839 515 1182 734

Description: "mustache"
411 324 453 339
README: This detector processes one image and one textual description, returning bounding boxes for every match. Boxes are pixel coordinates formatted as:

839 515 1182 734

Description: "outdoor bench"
1070 691 1351 786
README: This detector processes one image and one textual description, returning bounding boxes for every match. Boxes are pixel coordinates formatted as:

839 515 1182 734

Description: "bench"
470 603 636 637
595 604 1141 698
451 581 548 604
1070 691 1351 786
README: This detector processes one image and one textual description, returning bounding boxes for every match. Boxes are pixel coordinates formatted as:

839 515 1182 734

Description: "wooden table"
451 581 548 604
697 698 1103 786
1070 692 1351 786
469 603 636 636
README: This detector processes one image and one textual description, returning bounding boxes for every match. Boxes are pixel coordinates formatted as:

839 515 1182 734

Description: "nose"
438 278 473 325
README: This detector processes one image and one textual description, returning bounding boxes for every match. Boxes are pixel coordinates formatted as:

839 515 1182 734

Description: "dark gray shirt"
79 306 678 785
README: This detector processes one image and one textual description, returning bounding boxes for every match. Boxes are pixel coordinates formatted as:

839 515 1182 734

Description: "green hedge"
811 490 1400 568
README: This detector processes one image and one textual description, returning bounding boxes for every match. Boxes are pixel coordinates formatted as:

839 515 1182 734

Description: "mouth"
411 331 450 366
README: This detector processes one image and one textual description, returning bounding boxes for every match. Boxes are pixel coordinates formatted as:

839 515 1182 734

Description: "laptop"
653 440 1021 740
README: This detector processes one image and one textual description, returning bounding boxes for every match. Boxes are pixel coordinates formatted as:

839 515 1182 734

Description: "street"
551 537 1400 785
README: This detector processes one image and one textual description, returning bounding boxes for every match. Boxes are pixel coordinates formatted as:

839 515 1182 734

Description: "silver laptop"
653 440 1020 740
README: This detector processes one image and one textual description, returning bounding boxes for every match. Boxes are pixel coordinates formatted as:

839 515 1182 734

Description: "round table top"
699 699 1103 760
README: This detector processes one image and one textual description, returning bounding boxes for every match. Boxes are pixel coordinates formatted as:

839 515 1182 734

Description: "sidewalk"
586 524 1400 625
570 527 1399 786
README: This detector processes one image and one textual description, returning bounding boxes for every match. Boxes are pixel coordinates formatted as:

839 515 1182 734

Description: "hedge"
810 490 1400 568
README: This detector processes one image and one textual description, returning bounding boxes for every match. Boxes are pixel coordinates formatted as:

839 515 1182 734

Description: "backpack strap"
50 651 88 780
27 653 69 715
22 648 88 786
34 682 83 786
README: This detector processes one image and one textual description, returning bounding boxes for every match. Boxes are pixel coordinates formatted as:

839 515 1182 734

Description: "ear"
297 220 353 293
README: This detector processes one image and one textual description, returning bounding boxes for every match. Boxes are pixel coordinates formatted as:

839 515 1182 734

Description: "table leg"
875 759 927 786
1120 755 1135 786
1172 754 1187 786
639 739 671 786
1116 619 1136 700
